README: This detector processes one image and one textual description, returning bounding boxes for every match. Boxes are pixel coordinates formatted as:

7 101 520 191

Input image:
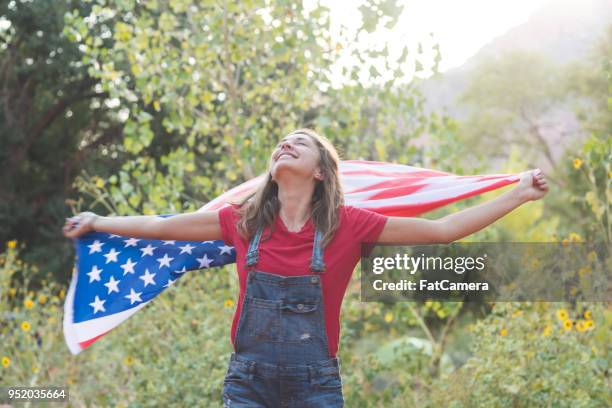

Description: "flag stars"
196 254 213 269
104 276 120 294
179 243 195 254
163 240 176 245
157 253 174 268
140 244 156 257
219 244 234 255
125 288 142 305
89 295 106 314
120 258 137 275
139 268 157 287
88 240 104 254
123 238 140 247
103 248 121 264
163 278 176 288
87 265 103 283
174 266 187 274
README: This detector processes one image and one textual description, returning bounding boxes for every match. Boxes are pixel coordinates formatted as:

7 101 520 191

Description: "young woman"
63 128 548 407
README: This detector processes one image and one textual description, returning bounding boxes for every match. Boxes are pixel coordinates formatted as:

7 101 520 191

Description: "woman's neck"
277 185 314 232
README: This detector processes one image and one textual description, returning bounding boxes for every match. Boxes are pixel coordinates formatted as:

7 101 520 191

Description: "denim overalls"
222 224 345 407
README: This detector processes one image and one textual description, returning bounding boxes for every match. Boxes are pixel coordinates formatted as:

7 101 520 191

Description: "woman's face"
269 133 322 182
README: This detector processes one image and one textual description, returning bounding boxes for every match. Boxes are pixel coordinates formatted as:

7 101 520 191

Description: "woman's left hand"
515 168 549 202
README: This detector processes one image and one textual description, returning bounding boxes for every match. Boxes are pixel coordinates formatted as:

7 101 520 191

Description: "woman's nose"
280 141 292 149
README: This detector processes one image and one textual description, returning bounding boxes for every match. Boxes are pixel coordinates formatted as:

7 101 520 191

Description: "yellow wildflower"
59 289 65 299
573 158 582 169
568 232 581 242
7 240 17 249
21 321 31 332
562 319 572 331
24 299 34 309
2 356 9 368
561 238 569 246
384 312 393 323
575 320 586 332
32 366 39 373
123 356 135 366
95 178 105 188
38 294 48 304
585 320 594 329
499 328 508 336
584 310 592 320
542 325 552 336
224 299 234 308
556 309 568 321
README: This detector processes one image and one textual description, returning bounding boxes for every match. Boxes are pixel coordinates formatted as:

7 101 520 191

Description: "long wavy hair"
232 128 344 248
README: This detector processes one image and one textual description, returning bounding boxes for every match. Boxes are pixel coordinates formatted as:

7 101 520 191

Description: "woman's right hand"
62 211 99 239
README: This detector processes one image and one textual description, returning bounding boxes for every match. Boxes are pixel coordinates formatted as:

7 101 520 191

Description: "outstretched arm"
63 210 224 242
377 169 549 244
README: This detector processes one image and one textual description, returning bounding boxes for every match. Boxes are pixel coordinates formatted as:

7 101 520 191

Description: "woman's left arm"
377 169 549 244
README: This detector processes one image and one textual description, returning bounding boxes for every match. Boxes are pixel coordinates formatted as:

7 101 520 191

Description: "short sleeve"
344 205 388 243
217 204 239 246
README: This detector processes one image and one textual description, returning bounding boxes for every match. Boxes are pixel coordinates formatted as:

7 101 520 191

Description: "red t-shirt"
217 204 388 358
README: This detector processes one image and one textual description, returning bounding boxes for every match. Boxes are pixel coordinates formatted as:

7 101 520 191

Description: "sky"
313 0 554 85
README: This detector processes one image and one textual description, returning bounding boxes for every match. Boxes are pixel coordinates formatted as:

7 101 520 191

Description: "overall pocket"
244 297 281 342
281 300 320 343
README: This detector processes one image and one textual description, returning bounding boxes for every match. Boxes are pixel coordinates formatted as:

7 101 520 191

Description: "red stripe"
351 179 431 198
362 178 517 216
78 329 112 349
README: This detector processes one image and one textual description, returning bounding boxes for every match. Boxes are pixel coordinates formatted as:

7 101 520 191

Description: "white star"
109 234 121 238
140 244 156 257
218 244 234 255
120 258 137 275
103 248 121 264
125 288 142 305
87 265 103 283
139 268 157 287
157 253 174 268
88 240 104 254
163 278 176 288
163 240 176 245
179 243 195 254
104 276 120 294
174 266 187 274
123 238 140 247
196 254 213 269
89 295 106 314
202 240 215 245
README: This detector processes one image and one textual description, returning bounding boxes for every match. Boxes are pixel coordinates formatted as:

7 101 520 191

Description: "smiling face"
269 132 323 182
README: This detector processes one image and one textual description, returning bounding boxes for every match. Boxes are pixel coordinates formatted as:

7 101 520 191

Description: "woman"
63 128 548 407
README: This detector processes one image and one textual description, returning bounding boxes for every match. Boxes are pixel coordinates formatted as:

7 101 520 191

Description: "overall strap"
245 226 264 268
310 228 326 273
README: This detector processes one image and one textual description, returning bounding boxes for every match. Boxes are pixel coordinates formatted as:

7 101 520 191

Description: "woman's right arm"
62 210 223 242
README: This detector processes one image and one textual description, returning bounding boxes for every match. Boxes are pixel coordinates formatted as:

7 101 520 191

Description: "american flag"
64 160 519 354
